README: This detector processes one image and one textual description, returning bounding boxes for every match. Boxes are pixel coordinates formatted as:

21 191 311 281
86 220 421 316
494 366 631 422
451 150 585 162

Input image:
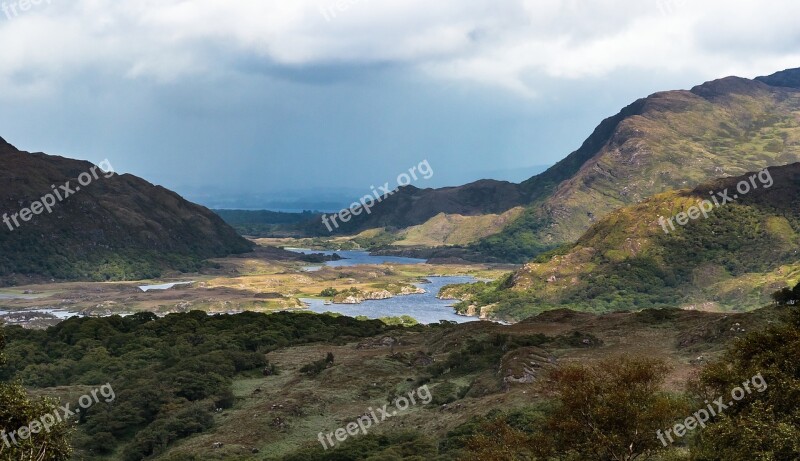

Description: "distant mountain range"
316 67 800 263
0 139 252 285
182 165 552 212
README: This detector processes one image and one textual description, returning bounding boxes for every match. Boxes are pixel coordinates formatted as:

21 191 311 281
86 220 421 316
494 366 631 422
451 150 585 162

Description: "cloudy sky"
1 0 799 208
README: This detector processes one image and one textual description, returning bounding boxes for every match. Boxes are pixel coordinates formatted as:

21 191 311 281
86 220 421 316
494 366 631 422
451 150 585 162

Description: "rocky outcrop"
500 347 557 385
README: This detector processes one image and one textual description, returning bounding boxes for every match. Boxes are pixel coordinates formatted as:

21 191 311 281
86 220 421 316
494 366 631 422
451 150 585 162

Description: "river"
287 248 479 324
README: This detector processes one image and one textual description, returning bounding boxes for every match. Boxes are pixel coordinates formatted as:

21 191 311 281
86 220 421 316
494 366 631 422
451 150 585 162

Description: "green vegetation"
691 308 800 459
0 246 212 283
428 333 548 379
281 432 442 461
3 305 797 460
447 357 689 461
350 229 399 250
0 327 72 461
771 281 800 305
0 149 252 285
319 287 338 297
471 206 561 263
533 357 689 460
457 163 800 320
1 312 409 460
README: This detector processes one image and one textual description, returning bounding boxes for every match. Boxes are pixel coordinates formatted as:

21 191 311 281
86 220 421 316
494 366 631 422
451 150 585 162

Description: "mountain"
0 139 252 284
303 179 529 242
318 68 800 261
450 163 800 321
476 69 800 261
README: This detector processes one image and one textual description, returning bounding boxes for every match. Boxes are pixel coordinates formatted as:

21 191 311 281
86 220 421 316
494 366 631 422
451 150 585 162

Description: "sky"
1 0 799 209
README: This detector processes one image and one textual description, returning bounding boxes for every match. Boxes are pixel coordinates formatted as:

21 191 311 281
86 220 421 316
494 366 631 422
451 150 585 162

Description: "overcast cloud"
1 0 798 207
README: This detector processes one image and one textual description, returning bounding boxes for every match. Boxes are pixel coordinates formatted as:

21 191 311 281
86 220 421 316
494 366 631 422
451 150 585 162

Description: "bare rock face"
500 347 557 385
334 290 393 304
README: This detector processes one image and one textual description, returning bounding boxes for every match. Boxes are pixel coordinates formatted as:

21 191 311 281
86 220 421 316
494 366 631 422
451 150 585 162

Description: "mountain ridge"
0 142 253 284
474 67 800 261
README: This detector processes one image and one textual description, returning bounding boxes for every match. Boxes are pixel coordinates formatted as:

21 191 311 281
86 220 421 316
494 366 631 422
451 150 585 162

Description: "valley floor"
0 239 509 329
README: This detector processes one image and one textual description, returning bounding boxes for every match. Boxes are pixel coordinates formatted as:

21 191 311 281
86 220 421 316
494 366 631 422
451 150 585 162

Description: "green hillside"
0 142 253 285
452 163 800 321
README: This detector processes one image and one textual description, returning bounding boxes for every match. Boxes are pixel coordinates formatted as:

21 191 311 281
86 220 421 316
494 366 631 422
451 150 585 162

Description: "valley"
0 239 510 329
3 64 800 461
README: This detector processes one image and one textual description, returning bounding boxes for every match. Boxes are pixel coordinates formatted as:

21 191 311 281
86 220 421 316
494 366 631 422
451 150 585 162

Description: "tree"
771 281 800 305
691 309 800 460
0 326 72 461
319 288 338 297
772 287 794 305
534 356 688 461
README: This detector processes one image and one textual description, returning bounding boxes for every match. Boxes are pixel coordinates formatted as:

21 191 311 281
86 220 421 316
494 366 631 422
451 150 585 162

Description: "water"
302 276 478 325
3 251 481 325
286 248 427 270
0 308 80 320
139 282 195 292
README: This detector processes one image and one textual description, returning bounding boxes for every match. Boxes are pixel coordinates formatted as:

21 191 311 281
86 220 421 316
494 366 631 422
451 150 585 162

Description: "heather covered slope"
475 69 800 261
0 139 252 284
449 163 800 321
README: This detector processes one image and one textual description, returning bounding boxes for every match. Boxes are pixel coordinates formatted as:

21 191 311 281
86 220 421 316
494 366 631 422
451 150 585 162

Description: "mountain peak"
690 75 766 100
0 136 18 154
755 67 800 89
